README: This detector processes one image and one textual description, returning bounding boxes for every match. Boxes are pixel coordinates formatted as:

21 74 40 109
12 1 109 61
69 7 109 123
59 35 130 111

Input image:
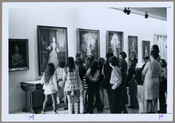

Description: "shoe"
54 111 59 114
127 105 134 108
41 111 45 114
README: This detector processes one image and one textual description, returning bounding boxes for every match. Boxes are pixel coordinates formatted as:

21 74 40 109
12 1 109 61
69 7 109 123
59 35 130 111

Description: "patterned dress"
64 68 80 95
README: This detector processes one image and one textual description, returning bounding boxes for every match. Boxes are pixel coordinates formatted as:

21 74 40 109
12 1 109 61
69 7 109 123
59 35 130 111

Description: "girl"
75 57 86 114
54 60 66 104
63 57 81 114
40 63 58 114
127 60 139 109
86 61 103 113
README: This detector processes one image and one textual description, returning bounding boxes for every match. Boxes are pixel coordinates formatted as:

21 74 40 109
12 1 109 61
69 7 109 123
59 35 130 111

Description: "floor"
15 85 144 114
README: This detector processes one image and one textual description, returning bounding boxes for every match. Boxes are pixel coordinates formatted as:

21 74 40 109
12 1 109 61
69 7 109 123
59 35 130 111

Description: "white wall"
9 7 166 113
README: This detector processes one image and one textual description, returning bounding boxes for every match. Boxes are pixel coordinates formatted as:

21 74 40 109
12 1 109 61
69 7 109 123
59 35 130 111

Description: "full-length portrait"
37 26 68 75
77 29 100 60
107 31 123 57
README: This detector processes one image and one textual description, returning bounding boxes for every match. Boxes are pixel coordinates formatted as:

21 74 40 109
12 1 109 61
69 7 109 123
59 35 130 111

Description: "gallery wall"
9 7 166 113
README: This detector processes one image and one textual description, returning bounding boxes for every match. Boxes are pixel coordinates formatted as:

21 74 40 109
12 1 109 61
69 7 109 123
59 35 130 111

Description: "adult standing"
109 56 123 113
102 53 114 112
142 50 161 113
119 51 128 113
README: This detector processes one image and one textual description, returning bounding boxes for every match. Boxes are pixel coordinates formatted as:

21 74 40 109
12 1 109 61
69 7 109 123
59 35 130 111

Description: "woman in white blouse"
109 56 123 113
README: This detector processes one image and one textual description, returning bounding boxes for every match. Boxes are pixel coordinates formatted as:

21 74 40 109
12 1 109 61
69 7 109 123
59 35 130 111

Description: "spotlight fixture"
126 8 131 15
123 7 127 13
145 12 148 19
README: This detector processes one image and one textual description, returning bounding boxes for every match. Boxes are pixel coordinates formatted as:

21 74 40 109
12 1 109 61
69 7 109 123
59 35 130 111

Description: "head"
109 56 119 67
106 53 114 61
90 60 99 76
44 63 55 83
151 50 159 60
98 57 105 70
143 55 150 63
66 57 75 72
59 60 65 68
75 57 83 67
52 37 56 43
160 59 167 68
152 44 159 53
85 57 92 66
119 51 127 59
15 45 19 52
76 52 82 58
130 50 136 60
128 60 136 69
89 55 94 62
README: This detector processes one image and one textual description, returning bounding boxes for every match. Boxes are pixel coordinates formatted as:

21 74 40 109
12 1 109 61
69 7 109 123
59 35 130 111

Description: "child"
127 60 139 109
75 57 86 114
40 63 58 114
63 57 82 114
54 60 65 104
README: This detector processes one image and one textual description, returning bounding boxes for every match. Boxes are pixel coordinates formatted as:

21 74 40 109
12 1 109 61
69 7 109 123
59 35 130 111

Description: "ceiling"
111 7 167 21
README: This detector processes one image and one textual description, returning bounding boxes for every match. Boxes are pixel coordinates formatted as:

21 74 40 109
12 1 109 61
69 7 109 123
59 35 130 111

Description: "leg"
73 94 79 114
106 86 112 112
42 95 48 113
94 83 103 112
87 83 94 113
51 93 57 113
67 95 73 114
80 90 84 114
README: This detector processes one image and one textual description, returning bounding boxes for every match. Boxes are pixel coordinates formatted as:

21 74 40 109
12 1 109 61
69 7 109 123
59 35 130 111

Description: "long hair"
98 57 105 71
44 63 55 83
90 61 99 77
67 57 75 72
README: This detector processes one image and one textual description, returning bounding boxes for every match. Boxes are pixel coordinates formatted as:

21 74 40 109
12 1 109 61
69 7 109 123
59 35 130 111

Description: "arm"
40 74 45 84
89 70 100 82
142 62 150 77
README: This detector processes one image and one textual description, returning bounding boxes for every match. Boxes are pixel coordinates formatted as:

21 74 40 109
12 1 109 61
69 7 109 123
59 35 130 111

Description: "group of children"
40 45 167 114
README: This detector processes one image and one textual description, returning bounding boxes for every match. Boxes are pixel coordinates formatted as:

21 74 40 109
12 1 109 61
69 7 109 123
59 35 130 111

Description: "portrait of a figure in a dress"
128 36 138 59
142 41 150 59
9 39 29 71
77 29 100 61
37 26 68 75
106 31 123 57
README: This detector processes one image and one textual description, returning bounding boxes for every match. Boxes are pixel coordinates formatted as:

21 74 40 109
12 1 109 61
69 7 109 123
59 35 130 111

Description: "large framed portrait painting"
9 39 29 71
77 28 100 61
128 36 138 59
106 31 123 57
37 26 68 75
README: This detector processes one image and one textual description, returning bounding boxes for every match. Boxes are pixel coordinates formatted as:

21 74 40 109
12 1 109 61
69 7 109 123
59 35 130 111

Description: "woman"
127 60 139 109
109 56 123 113
102 53 113 112
119 51 128 113
86 61 103 113
47 37 59 67
142 50 161 113
63 57 82 114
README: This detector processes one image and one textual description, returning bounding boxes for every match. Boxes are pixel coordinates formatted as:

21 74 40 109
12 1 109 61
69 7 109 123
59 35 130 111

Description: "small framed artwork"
9 39 29 71
128 36 138 59
77 28 100 61
106 31 123 57
142 41 150 59
37 25 68 75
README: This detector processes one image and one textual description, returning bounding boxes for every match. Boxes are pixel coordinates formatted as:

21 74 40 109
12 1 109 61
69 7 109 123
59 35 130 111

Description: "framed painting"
128 36 138 59
142 40 150 59
77 28 100 61
106 31 123 57
9 39 29 71
37 25 68 75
